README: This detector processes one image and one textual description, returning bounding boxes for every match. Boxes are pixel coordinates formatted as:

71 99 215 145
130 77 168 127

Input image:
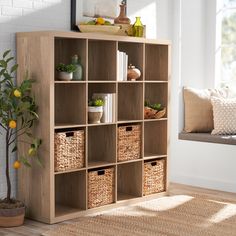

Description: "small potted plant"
144 101 166 119
56 63 77 81
88 98 104 124
0 50 42 227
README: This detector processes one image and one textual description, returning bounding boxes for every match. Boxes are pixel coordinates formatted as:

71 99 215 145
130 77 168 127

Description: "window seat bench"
179 132 236 145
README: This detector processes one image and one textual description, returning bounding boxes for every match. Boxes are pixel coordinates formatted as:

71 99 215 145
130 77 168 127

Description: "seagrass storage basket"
88 167 115 209
117 124 141 162
54 130 85 172
143 159 166 195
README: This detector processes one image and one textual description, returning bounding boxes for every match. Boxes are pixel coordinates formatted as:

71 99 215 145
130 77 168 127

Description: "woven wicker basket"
143 159 166 195
54 130 85 172
88 167 115 209
117 125 141 162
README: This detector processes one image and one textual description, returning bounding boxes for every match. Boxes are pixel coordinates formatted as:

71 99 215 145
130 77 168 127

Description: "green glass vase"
132 17 144 37
72 55 83 80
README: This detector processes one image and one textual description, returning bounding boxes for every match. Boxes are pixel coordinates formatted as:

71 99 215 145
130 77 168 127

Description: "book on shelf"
92 93 116 123
117 50 128 81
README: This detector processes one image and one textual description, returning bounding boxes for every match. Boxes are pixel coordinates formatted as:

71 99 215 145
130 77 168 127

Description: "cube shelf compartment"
88 125 116 168
144 120 167 158
55 83 86 127
145 83 168 119
118 83 143 121
88 40 117 81
17 32 170 224
55 38 87 81
55 170 86 217
145 44 169 81
118 42 144 81
117 162 142 201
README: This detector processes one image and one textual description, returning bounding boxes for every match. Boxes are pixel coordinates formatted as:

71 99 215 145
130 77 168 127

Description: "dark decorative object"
114 2 130 24
71 0 127 31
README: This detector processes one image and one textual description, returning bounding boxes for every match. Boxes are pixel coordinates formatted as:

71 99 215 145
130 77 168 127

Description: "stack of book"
92 93 116 123
117 50 128 81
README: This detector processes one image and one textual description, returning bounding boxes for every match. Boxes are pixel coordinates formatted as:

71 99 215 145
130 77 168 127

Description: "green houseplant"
88 98 104 124
0 50 42 227
56 63 77 81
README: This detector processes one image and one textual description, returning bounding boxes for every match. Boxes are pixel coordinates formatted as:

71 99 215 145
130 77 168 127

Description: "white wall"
169 0 236 193
0 0 170 198
0 0 70 198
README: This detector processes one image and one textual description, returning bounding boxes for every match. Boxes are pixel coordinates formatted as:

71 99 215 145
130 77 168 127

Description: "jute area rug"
43 194 236 236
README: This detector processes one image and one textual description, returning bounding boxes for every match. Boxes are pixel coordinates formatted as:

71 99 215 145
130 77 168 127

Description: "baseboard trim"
170 174 236 193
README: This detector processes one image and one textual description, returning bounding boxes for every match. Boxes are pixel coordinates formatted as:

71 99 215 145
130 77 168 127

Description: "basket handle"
151 161 157 166
97 170 105 175
126 126 133 132
66 132 74 137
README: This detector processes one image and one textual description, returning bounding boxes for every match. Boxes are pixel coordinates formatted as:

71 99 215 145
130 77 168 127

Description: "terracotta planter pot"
0 207 25 227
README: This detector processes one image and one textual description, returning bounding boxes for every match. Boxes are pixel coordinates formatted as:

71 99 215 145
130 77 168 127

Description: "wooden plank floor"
0 183 235 236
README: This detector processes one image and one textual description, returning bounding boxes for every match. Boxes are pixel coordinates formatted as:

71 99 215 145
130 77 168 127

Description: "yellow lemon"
28 148 36 156
96 17 105 25
9 120 16 129
13 89 21 98
13 161 21 169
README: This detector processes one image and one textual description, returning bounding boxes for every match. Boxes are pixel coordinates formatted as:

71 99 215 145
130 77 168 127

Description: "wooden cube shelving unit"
16 31 171 224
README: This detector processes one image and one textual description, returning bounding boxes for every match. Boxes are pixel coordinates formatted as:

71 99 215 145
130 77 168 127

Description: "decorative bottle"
133 17 144 37
114 3 131 24
72 55 83 80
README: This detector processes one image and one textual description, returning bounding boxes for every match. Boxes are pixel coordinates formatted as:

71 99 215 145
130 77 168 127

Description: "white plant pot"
58 72 73 81
88 106 103 124
88 106 103 112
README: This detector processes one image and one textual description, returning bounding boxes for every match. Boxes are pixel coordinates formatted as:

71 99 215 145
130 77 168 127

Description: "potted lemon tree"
0 50 41 227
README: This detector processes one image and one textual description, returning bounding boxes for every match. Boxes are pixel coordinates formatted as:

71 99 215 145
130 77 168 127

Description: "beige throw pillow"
183 87 234 133
211 97 236 135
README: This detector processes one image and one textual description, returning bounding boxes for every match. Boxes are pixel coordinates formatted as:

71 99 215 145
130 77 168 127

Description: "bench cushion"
179 132 236 145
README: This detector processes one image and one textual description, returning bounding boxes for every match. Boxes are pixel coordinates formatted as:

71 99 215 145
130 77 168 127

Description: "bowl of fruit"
78 18 121 35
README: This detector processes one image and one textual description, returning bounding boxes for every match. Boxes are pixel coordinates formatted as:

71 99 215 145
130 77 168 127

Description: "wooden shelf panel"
55 83 86 125
55 171 87 217
117 159 143 165
117 192 140 202
88 161 115 169
88 81 116 83
55 81 86 84
117 119 144 124
144 81 168 83
144 120 167 156
88 125 116 165
55 204 83 218
144 118 168 122
118 83 143 121
54 167 86 175
117 162 143 198
145 44 169 81
118 81 143 83
144 154 167 160
54 123 86 129
88 40 116 81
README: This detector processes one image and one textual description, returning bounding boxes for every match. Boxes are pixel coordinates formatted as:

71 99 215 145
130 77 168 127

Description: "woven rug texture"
42 194 236 236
